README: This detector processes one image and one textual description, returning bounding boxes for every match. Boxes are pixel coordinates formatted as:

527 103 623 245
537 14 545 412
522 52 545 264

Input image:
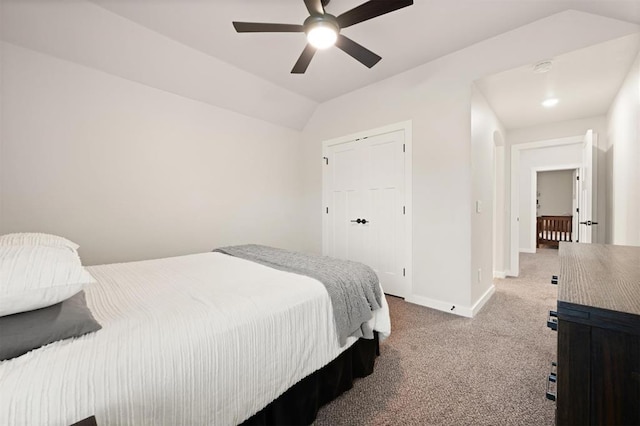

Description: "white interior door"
327 142 366 262
578 130 594 243
325 130 407 297
572 168 579 241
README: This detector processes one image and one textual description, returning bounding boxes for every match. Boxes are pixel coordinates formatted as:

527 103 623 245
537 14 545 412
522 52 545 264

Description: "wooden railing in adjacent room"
536 215 572 248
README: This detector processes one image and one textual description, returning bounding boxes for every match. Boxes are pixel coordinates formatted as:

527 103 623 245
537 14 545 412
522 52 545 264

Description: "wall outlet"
477 268 482 283
476 200 482 213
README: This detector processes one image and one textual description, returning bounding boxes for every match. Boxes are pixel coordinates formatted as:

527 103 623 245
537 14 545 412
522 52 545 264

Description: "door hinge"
323 157 328 165
403 268 406 277
403 206 406 215
576 208 579 213
403 144 405 153
326 207 329 214
576 175 580 181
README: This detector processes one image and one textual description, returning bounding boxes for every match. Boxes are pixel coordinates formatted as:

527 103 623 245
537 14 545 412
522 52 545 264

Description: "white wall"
537 170 574 216
301 11 638 314
0 22 3 232
606 50 640 246
303 66 473 312
518 143 582 252
0 0 317 130
471 86 505 303
493 144 506 276
508 116 607 145
0 43 306 265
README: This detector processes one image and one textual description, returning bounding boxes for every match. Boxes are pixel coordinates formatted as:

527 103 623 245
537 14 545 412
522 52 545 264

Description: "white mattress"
0 252 391 426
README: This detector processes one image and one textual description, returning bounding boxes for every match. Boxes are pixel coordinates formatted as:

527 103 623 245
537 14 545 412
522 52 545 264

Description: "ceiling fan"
232 0 414 74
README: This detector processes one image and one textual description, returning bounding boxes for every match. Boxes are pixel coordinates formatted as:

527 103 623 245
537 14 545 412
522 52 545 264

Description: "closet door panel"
325 129 407 297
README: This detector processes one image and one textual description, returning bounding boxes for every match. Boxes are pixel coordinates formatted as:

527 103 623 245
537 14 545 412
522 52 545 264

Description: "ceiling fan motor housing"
232 0 414 73
303 14 340 35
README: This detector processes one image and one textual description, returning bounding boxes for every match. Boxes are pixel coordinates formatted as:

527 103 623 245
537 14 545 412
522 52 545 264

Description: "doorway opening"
534 168 578 250
508 131 594 276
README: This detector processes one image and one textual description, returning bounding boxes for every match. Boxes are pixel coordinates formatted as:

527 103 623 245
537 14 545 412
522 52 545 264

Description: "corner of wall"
406 283 495 318
470 84 506 304
0 40 4 235
605 48 640 246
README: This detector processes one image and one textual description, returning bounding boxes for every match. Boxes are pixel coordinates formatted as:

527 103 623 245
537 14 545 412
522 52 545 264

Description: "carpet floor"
314 249 559 426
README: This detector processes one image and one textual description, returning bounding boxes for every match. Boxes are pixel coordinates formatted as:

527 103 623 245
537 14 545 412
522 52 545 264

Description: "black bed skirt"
241 332 380 426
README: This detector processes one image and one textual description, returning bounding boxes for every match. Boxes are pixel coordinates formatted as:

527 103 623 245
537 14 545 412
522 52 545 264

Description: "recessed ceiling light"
542 98 559 108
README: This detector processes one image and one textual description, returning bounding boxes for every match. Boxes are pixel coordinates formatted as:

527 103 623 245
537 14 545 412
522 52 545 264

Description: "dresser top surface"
559 243 640 316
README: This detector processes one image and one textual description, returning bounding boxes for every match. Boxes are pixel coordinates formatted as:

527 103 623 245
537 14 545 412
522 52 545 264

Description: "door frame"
321 120 413 298
509 135 584 277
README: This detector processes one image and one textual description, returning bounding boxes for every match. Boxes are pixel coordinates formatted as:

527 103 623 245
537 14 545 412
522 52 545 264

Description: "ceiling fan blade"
233 22 304 33
304 0 324 16
335 35 381 68
336 0 413 29
291 44 317 74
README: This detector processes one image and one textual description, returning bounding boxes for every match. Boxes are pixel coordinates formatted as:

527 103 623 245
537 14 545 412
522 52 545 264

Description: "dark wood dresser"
554 243 640 426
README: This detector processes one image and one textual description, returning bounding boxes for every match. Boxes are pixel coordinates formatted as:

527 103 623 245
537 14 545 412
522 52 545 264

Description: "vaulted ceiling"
476 33 640 129
91 0 640 102
2 0 639 130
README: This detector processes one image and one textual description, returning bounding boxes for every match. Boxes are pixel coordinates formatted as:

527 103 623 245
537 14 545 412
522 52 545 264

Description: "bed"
536 215 573 248
0 248 390 426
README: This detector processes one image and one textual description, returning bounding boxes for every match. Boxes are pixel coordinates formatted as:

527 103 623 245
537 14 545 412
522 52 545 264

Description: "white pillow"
0 233 80 251
0 245 95 316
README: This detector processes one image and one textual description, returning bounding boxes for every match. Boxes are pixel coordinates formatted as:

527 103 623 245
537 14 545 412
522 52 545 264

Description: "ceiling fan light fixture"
306 21 338 49
233 0 414 73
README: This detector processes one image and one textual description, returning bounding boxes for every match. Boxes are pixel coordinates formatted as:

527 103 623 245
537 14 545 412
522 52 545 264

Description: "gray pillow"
0 291 101 361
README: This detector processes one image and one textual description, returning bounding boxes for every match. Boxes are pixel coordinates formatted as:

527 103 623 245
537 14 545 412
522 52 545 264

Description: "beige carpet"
314 249 559 426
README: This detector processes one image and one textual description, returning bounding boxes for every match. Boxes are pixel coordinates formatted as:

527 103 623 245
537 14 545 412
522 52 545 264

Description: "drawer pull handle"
546 362 557 402
547 310 558 331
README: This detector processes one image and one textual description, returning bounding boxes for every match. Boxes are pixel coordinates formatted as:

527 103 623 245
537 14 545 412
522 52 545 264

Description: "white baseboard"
493 270 507 279
405 294 471 317
405 285 496 318
519 248 536 254
471 284 495 316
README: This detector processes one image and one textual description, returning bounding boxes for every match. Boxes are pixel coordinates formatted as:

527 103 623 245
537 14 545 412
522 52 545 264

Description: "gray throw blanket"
213 244 382 346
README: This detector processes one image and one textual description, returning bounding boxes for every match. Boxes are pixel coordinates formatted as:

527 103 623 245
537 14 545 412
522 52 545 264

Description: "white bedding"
0 252 390 426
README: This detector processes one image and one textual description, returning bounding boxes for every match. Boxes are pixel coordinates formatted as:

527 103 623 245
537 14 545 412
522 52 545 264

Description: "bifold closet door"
328 141 368 265
325 130 406 297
